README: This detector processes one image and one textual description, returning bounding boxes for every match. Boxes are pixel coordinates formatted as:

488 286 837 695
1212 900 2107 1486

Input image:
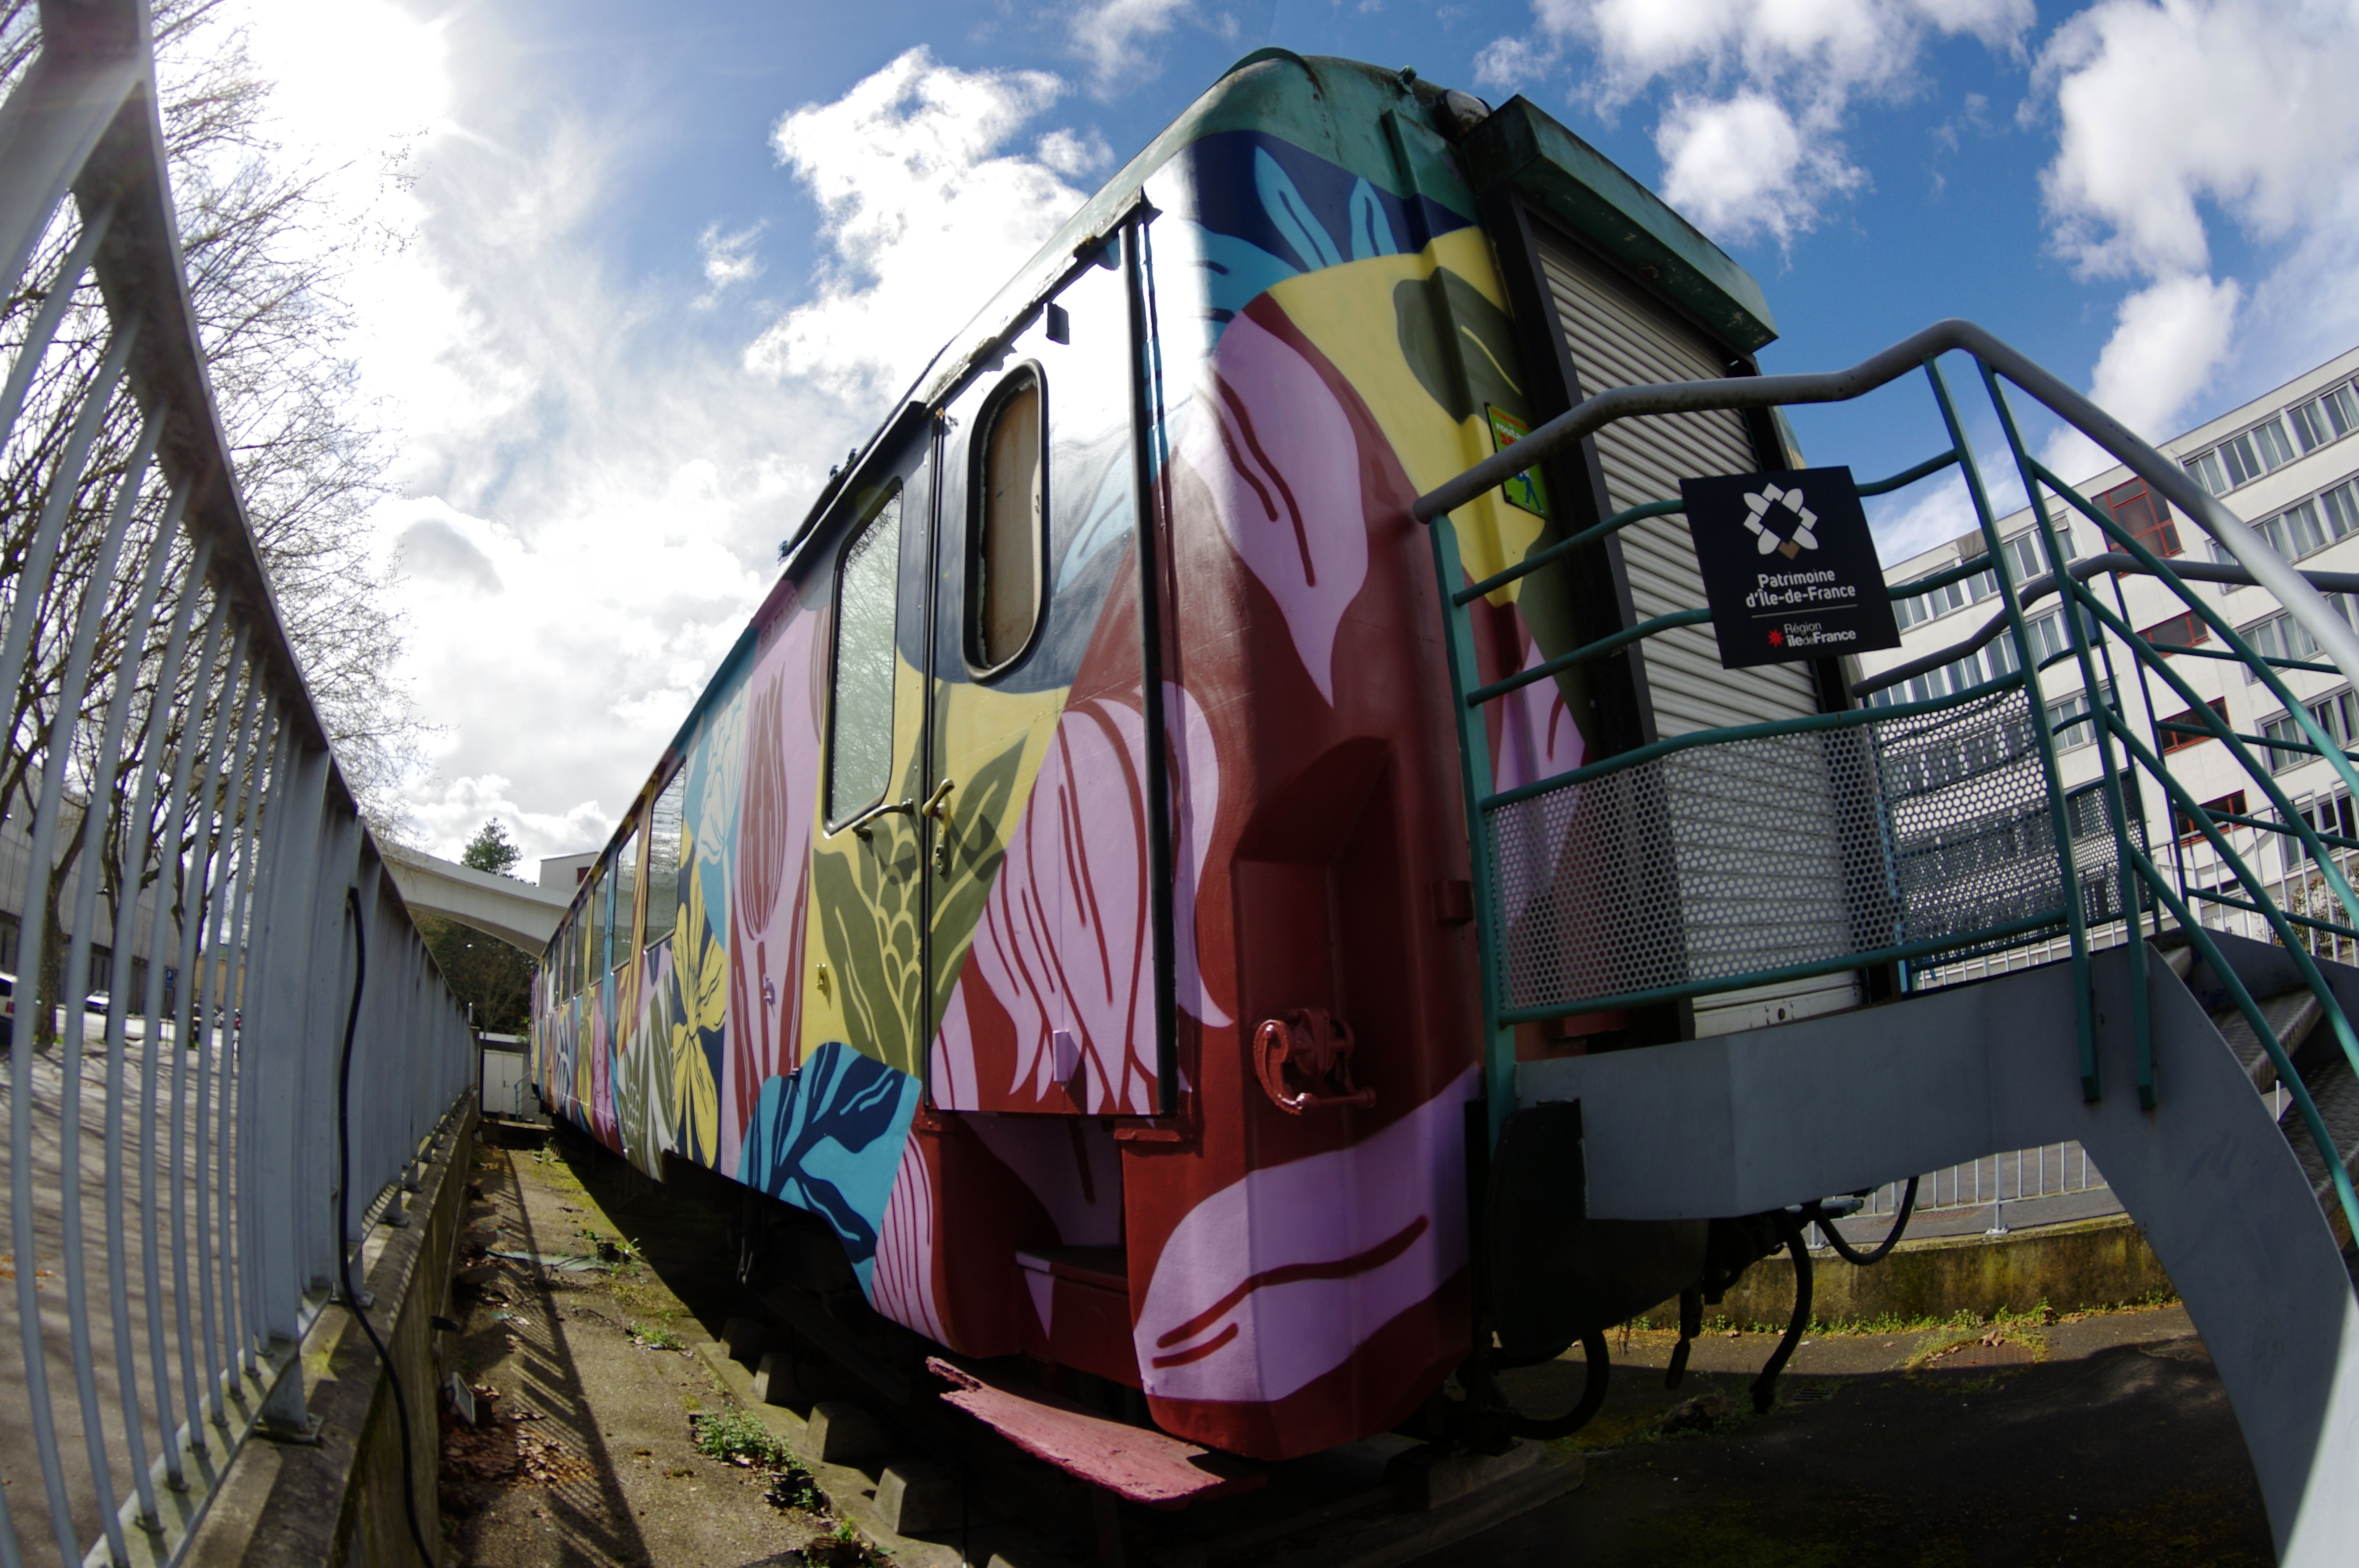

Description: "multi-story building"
1856 344 2359 951
0 787 196 1011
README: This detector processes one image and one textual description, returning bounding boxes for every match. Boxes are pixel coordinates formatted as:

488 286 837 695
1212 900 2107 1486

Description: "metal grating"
1488 686 2063 1014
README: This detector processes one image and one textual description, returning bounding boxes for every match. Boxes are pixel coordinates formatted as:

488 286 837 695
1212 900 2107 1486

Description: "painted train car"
531 51 1842 1461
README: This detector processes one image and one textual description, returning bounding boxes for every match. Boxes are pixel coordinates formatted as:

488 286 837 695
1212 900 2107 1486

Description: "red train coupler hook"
1253 1008 1377 1114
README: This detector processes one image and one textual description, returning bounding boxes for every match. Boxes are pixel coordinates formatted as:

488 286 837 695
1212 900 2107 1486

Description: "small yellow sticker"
1485 405 1549 519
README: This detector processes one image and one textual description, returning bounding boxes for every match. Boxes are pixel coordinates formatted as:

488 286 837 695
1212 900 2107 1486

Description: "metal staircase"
1417 321 2359 1563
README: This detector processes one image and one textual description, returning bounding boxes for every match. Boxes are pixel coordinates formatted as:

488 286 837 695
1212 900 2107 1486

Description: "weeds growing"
689 1410 826 1514
627 1320 686 1351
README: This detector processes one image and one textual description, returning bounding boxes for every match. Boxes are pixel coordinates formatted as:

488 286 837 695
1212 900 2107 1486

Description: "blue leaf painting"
1254 147 1343 272
737 1042 920 1293
1348 178 1399 260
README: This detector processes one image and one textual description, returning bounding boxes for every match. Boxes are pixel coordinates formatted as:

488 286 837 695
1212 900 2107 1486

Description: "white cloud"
2045 271 2244 481
216 21 1117 862
1498 0 2033 246
1472 33 1558 95
404 772 613 885
1656 91 1865 246
696 221 766 305
1036 127 1114 178
1540 0 2030 104
2088 272 2243 437
2032 0 2359 460
745 48 1087 404
233 0 451 163
2036 0 2359 282
1868 471 1977 564
1071 0 1196 96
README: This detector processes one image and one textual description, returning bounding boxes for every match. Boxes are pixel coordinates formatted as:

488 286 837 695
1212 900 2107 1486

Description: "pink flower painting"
723 609 825 1174
1131 1069 1476 1406
932 683 1225 1114
1177 309 1369 704
871 1134 946 1342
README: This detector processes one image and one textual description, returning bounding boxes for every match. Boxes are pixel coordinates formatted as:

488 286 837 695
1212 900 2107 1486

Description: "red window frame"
2139 611 2209 653
2105 477 2182 557
2177 790 2248 842
2158 698 2229 753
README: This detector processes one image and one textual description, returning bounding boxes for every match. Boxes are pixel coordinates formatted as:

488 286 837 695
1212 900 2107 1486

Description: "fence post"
244 744 329 1344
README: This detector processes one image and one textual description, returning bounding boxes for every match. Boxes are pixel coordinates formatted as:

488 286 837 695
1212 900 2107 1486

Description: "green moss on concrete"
1647 1215 2172 1332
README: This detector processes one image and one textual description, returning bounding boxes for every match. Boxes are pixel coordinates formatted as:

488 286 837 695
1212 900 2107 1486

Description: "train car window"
828 491 902 823
970 371 1045 672
611 826 640 974
585 868 606 981
643 768 686 951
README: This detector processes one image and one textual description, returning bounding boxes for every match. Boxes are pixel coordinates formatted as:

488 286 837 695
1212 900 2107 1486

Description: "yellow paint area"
1266 229 1547 596
783 624 1098 1065
928 670 1067 983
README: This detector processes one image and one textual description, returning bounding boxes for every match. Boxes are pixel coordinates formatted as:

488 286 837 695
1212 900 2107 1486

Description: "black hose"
1499 1329 1612 1441
1749 1216 1813 1415
1664 1285 1703 1390
337 886 436 1568
1814 1177 1920 1267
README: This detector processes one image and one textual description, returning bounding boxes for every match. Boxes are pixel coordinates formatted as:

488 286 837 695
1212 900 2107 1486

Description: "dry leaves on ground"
441 1401 594 1491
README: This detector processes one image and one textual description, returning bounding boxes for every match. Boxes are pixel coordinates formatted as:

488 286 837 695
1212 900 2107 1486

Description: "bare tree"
0 0 425 1033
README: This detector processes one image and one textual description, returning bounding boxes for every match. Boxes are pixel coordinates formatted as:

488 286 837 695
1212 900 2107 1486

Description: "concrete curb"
692 1337 1060 1566
186 1101 477 1568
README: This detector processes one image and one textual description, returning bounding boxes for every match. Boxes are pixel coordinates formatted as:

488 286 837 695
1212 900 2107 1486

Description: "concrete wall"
1648 1214 2175 1330
189 1102 475 1567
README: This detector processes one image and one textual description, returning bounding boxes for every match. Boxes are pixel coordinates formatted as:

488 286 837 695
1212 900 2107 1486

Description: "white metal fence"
1843 1140 2114 1234
0 6 472 1565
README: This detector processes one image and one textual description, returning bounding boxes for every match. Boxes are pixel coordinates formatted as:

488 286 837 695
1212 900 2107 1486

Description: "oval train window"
972 374 1044 671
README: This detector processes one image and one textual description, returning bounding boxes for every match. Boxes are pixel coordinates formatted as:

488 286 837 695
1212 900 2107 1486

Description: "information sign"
1679 466 1900 668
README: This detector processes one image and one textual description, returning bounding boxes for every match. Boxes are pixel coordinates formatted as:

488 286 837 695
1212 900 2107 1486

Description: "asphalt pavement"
1430 1305 2271 1567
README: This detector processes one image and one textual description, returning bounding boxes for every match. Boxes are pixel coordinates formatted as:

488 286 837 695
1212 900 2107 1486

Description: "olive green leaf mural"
1394 266 1525 424
811 733 1032 1076
670 820 725 1161
925 735 1026 1024
813 751 928 1077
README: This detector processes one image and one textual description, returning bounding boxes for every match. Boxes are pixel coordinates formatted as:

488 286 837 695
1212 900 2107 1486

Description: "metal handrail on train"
1412 323 2359 1248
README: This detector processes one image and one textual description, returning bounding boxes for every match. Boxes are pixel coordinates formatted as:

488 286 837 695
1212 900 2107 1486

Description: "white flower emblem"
1743 482 1819 559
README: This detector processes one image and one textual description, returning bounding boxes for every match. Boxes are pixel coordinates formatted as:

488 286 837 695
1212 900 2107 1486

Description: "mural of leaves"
670 819 726 1163
812 751 928 1076
737 1040 920 1283
925 735 1027 1025
645 947 681 1160
614 987 654 1173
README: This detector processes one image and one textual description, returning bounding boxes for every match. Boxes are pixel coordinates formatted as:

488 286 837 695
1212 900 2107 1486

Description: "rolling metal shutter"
1532 229 1821 735
1532 225 1858 1034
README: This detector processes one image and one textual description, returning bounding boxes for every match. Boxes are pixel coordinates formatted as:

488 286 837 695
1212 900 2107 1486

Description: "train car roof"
550 50 1776 934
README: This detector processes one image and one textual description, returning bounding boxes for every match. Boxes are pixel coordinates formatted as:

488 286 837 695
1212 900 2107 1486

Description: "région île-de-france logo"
1743 482 1819 559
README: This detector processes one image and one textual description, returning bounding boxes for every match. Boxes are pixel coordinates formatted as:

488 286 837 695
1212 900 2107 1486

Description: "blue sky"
219 0 2359 861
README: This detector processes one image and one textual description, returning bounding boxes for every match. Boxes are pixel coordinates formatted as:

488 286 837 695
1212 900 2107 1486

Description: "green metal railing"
1415 322 2359 1246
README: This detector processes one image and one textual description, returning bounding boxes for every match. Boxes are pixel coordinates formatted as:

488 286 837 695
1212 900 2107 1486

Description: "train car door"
807 418 940 1082
921 237 1158 1118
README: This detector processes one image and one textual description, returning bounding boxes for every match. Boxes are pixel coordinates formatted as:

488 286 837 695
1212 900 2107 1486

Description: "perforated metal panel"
1487 687 2060 1017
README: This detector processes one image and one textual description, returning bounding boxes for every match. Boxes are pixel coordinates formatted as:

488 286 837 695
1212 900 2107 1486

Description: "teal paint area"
737 1041 921 1294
